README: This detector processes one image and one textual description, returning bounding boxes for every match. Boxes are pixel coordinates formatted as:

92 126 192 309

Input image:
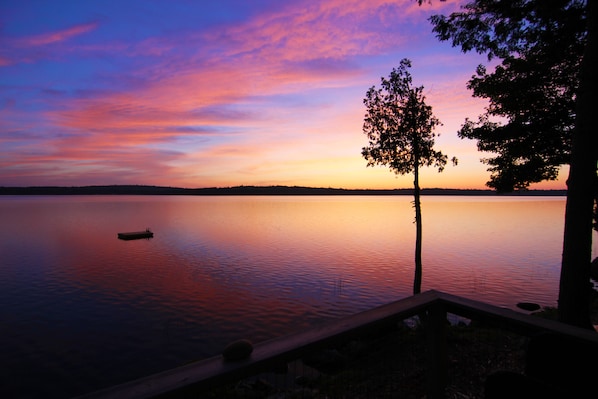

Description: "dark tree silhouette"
362 59 456 294
429 0 597 328
430 0 584 192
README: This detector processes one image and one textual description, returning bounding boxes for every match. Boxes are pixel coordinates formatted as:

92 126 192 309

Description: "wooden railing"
77 290 598 399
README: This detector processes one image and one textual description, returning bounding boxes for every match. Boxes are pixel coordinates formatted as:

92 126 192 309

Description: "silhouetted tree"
362 59 456 294
430 0 584 192
429 0 597 328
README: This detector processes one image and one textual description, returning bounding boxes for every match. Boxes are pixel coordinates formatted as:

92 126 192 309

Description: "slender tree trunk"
414 164 423 295
558 0 597 328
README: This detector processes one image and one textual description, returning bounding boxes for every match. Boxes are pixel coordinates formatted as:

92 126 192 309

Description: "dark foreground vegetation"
195 305 598 398
81 291 598 399
0 184 567 196
202 321 527 399
201 293 598 399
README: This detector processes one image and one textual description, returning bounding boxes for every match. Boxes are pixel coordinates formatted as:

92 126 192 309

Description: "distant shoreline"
0 185 567 196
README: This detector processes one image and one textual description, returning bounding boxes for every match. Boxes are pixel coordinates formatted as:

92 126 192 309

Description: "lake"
0 195 588 398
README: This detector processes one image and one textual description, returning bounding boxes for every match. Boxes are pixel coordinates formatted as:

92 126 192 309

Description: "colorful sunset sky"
0 0 567 190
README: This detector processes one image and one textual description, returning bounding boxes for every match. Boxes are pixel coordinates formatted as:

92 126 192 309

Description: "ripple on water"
0 195 568 398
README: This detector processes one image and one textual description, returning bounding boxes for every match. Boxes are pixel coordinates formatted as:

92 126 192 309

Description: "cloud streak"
0 0 566 189
0 21 99 66
18 22 99 47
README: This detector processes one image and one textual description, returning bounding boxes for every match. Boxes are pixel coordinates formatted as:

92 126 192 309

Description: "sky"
0 0 567 190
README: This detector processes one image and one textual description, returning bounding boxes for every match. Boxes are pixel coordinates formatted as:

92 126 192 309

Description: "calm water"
0 195 586 397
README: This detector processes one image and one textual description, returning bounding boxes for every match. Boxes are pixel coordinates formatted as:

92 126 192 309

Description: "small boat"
117 229 154 240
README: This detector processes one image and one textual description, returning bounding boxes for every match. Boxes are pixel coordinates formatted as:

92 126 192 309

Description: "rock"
223 339 253 361
517 302 541 312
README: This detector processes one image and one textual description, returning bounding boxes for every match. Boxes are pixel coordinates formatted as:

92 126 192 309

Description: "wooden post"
426 301 447 399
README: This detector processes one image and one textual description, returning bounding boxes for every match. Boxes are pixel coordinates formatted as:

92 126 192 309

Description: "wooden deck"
76 290 598 399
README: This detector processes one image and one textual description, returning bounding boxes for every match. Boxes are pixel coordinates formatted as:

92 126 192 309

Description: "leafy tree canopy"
362 59 452 177
430 0 587 191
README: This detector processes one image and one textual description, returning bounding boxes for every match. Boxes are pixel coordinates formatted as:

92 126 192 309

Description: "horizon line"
0 184 568 196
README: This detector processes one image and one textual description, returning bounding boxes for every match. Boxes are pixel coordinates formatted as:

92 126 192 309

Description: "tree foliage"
429 0 597 328
362 59 455 294
362 59 451 177
430 0 586 192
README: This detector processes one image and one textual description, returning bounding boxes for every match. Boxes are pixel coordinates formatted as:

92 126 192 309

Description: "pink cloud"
17 22 99 47
207 1 404 62
0 143 183 186
0 21 101 66
207 0 463 62
0 56 12 66
4 0 490 188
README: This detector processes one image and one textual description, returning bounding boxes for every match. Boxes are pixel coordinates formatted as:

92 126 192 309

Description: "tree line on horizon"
0 185 567 196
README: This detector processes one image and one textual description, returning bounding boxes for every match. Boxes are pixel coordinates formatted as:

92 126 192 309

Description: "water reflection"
0 195 574 397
